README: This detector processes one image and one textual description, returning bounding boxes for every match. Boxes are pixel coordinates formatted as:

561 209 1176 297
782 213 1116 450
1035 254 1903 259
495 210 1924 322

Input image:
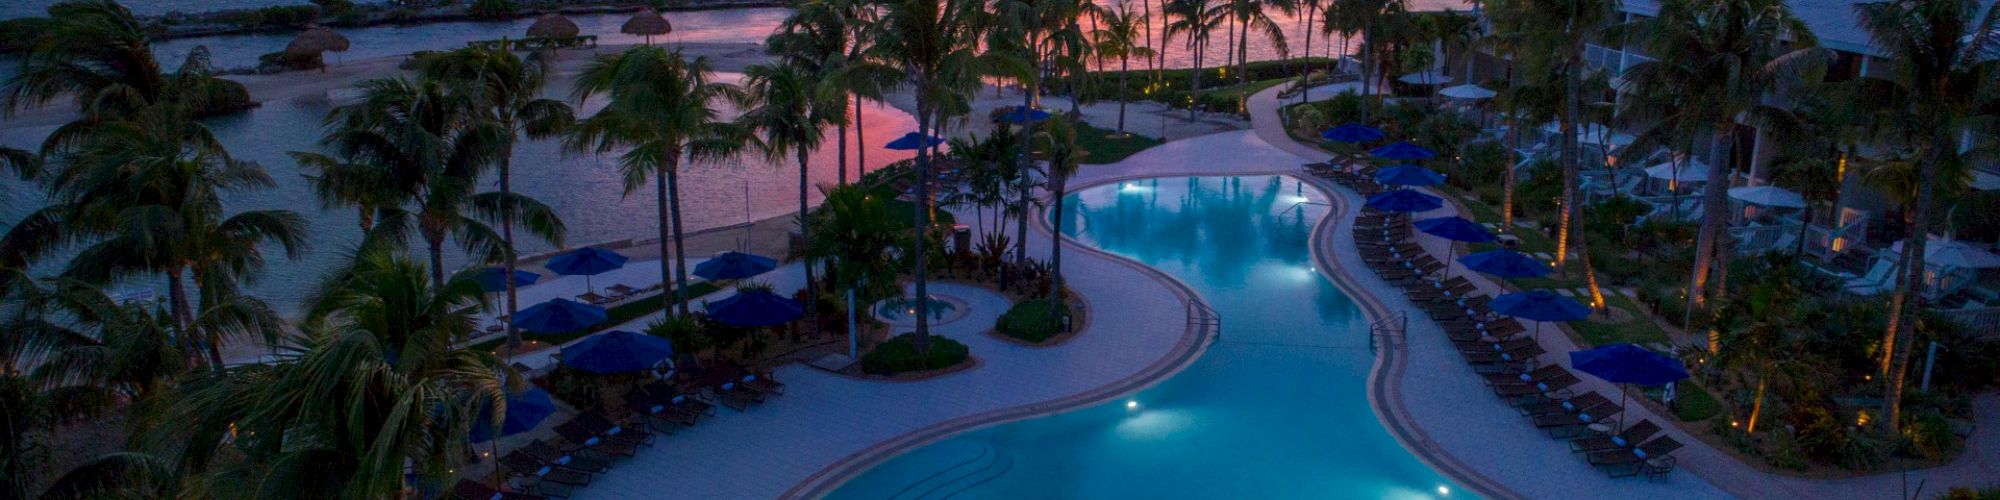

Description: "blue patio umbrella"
1570 343 1691 427
1373 164 1446 186
1369 141 1438 161
546 247 628 294
1416 216 1496 276
1320 123 1385 143
1366 189 1444 213
694 251 778 281
999 106 1052 124
1491 290 1593 339
475 267 541 293
511 298 608 334
885 131 945 150
705 289 805 328
469 387 557 443
1461 249 1553 278
561 330 677 374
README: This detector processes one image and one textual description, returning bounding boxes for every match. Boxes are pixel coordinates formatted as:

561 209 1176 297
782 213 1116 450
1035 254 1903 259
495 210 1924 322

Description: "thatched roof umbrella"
526 13 580 39
286 25 350 72
621 8 672 45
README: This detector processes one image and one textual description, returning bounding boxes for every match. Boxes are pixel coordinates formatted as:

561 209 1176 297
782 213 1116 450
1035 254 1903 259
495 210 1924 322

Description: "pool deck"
1247 84 2000 499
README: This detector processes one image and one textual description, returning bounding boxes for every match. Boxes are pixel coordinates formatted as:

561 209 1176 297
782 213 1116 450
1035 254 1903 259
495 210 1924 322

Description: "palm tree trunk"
655 170 676 315
1746 371 1769 434
838 120 850 185
1189 38 1205 121
1014 80 1037 277
428 237 448 289
1881 135 1944 434
1302 3 1315 104
798 149 818 336
855 95 868 179
500 151 522 350
1048 174 1067 299
1554 50 1582 271
1143 0 1157 79
1689 128 1732 305
1236 12 1250 88
912 110 934 347
165 269 204 369
668 164 692 317
1117 57 1130 134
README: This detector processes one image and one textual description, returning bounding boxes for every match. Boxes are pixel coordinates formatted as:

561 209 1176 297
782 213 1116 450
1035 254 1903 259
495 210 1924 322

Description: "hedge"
862 333 970 375
996 299 1067 344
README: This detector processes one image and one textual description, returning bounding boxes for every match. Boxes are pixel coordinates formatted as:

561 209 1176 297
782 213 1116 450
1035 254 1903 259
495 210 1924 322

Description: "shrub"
469 0 521 20
257 50 323 72
1673 382 1722 422
861 333 969 375
997 299 1068 343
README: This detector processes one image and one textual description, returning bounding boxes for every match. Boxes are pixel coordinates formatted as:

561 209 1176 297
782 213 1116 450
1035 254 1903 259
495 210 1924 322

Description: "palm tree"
1 1 244 128
773 0 885 185
1041 118 1084 300
1093 4 1156 135
742 62 846 336
1165 0 1222 120
1218 0 1293 89
805 184 907 310
418 46 575 351
1617 0 1819 310
569 47 752 317
867 0 1011 345
1712 258 1819 434
1853 0 1998 434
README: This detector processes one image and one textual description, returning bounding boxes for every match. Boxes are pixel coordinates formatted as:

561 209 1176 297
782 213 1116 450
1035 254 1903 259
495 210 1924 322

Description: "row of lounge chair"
1319 164 1685 482
452 364 787 499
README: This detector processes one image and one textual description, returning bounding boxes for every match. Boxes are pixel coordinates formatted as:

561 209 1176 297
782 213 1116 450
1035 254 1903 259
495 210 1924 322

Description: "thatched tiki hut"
622 8 672 45
526 13 580 39
286 25 350 73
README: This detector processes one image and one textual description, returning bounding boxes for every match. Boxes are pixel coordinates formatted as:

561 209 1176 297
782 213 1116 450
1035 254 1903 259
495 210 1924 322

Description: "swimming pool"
825 175 1465 499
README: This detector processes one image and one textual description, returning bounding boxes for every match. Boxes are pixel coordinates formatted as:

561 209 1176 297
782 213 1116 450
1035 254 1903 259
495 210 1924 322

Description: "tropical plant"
1165 0 1222 120
741 61 845 336
1712 259 1819 434
1851 0 1998 434
1216 0 1293 89
0 1 251 127
418 46 575 350
1040 117 1084 300
772 0 888 184
568 46 752 317
805 184 906 304
1092 4 1157 135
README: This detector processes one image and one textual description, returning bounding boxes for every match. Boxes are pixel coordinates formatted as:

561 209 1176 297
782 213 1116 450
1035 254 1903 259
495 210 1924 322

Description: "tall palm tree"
1218 0 1293 88
1853 0 1998 434
1041 117 1084 300
741 62 845 335
867 0 1011 345
1617 0 1819 309
1331 0 1407 111
418 46 575 351
1165 0 1222 120
1093 4 1156 135
773 0 883 185
0 1 243 130
568 47 751 317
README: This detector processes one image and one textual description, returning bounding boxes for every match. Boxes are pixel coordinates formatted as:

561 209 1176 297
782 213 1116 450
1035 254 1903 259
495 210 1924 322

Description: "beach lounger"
1520 392 1613 417
1570 420 1663 454
623 394 692 433
1531 401 1620 437
643 382 717 419
1493 371 1583 401
1588 436 1685 477
1481 364 1567 386
578 412 655 446
454 479 547 500
523 439 612 473
713 381 765 410
1462 343 1544 365
499 451 590 493
553 421 637 457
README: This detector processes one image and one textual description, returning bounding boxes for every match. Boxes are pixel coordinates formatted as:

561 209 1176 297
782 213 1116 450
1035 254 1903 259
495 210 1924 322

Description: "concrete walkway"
1247 83 2000 499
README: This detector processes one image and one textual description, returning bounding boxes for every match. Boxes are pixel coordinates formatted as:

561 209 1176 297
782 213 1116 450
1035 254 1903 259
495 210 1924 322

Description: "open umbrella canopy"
475 267 541 293
1491 290 1592 322
1727 186 1807 209
1416 216 1496 243
705 289 805 328
1369 141 1438 161
1397 70 1452 85
1366 189 1444 213
285 25 350 55
1439 84 1497 100
1320 123 1385 143
885 131 945 150
562 330 676 374
999 106 1052 124
694 251 778 280
512 298 608 333
527 13 580 38
1893 238 2000 269
1643 159 1709 182
622 8 673 36
1569 344 1690 386
469 387 557 443
1373 164 1446 186
1461 249 1553 278
546 247 628 276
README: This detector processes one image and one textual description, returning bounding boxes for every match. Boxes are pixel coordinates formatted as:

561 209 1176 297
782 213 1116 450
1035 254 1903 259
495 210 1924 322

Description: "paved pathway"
1247 83 2000 499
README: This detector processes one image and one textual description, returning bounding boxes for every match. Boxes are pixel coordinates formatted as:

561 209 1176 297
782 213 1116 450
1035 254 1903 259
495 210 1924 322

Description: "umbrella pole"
847 289 858 359
1618 385 1628 430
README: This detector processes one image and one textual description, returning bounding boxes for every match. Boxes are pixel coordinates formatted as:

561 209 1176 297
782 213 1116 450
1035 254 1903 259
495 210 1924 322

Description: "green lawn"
1075 121 1163 164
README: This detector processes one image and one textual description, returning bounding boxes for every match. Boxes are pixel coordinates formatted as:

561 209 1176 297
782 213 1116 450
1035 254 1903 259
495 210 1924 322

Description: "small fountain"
873 284 962 326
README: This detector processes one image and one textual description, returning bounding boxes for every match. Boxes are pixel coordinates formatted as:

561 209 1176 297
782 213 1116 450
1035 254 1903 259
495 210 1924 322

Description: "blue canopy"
1569 344 1691 386
693 251 778 281
1491 290 1592 322
885 132 945 150
1461 249 1553 278
1373 164 1446 186
469 387 557 443
562 330 677 374
1365 189 1444 213
512 298 608 333
1320 123 1385 144
475 267 541 293
546 247 627 277
705 289 805 328
999 106 1052 124
1415 216 1496 243
1369 141 1438 161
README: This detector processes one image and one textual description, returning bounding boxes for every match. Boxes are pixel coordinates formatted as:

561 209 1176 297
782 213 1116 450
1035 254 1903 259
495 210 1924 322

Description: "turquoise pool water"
827 175 1464 499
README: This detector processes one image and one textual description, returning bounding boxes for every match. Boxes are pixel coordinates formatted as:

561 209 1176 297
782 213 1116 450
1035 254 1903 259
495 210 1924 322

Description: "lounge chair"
1481 364 1567 386
1494 371 1583 402
553 421 637 457
1570 420 1663 454
713 381 764 410
1520 392 1613 417
523 439 612 473
1588 436 1685 477
1461 343 1544 366
1532 402 1621 437
643 382 716 419
738 373 785 396
577 412 655 446
454 479 547 500
498 451 589 494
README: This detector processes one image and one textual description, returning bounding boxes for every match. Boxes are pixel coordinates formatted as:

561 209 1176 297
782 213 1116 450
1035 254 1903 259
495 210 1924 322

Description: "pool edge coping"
781 173 1222 499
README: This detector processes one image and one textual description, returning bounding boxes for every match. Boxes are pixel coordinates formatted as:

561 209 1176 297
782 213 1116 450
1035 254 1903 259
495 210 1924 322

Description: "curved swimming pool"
826 175 1464 499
